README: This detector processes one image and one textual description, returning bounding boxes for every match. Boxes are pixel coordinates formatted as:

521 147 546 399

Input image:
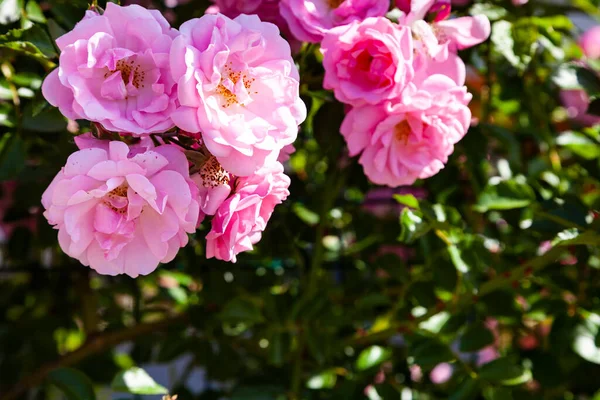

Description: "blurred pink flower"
42 3 179 135
280 0 390 43
170 13 306 176
580 26 600 59
512 0 528 5
560 89 600 127
206 161 290 262
321 17 414 106
341 75 471 187
42 142 201 277
430 363 453 384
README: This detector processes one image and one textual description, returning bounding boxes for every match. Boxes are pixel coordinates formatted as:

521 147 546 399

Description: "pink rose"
401 0 490 54
321 17 414 106
41 142 202 277
560 89 600 127
341 75 471 187
42 3 179 135
430 363 453 384
169 13 306 176
206 161 290 262
580 26 600 60
280 0 390 43
207 0 301 52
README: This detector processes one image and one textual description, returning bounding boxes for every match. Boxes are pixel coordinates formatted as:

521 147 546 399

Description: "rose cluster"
41 3 305 276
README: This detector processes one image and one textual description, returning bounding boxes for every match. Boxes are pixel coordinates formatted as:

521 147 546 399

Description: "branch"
2 314 188 400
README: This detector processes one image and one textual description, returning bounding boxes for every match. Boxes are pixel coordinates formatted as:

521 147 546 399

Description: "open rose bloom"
42 142 201 277
42 3 179 134
170 13 306 176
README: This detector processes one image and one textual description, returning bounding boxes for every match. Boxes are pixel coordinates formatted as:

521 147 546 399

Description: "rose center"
327 0 345 8
105 59 146 89
394 120 411 145
216 62 256 108
104 184 129 215
199 156 230 188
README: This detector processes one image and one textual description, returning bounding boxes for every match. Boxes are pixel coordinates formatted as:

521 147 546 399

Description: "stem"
2 315 188 400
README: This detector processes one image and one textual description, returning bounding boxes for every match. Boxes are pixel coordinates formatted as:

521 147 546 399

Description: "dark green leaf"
475 179 535 212
0 133 25 180
48 368 96 400
459 323 495 352
479 357 525 382
218 297 264 325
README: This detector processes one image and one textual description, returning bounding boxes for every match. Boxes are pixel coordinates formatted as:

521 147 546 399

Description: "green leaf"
218 297 265 325
292 203 319 226
394 194 420 209
398 208 430 243
475 178 535 212
25 1 45 23
556 131 600 159
307 370 337 389
0 25 56 67
356 345 392 371
111 367 168 395
48 368 96 400
479 357 525 383
459 323 495 352
0 133 25 180
411 339 454 368
449 376 480 400
483 387 513 400
552 229 600 247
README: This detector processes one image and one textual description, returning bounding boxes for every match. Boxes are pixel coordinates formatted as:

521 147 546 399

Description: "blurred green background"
2 0 600 399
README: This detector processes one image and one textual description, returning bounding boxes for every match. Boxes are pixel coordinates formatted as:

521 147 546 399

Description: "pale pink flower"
280 0 390 43
206 161 290 262
512 0 528 5
321 17 414 106
42 3 179 135
430 363 453 384
580 26 600 60
401 0 490 56
560 89 600 127
341 75 471 187
41 142 202 277
277 143 296 163
207 0 301 52
170 14 306 176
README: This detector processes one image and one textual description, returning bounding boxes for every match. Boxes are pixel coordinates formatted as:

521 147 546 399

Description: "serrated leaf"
111 367 168 395
48 368 96 400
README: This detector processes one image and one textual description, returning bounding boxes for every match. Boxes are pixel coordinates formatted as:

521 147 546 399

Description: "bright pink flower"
41 142 202 277
580 26 600 60
170 14 306 176
341 75 471 187
207 0 301 52
280 0 390 43
206 161 290 262
321 17 414 106
42 3 179 135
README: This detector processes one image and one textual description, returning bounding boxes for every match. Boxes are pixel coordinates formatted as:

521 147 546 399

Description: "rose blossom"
206 161 290 262
42 3 179 135
580 26 600 60
41 141 201 277
321 17 414 106
341 75 471 187
169 13 306 177
207 0 301 51
280 0 390 43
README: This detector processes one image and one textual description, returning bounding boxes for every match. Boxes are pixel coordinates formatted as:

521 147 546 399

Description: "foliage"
1 0 600 399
